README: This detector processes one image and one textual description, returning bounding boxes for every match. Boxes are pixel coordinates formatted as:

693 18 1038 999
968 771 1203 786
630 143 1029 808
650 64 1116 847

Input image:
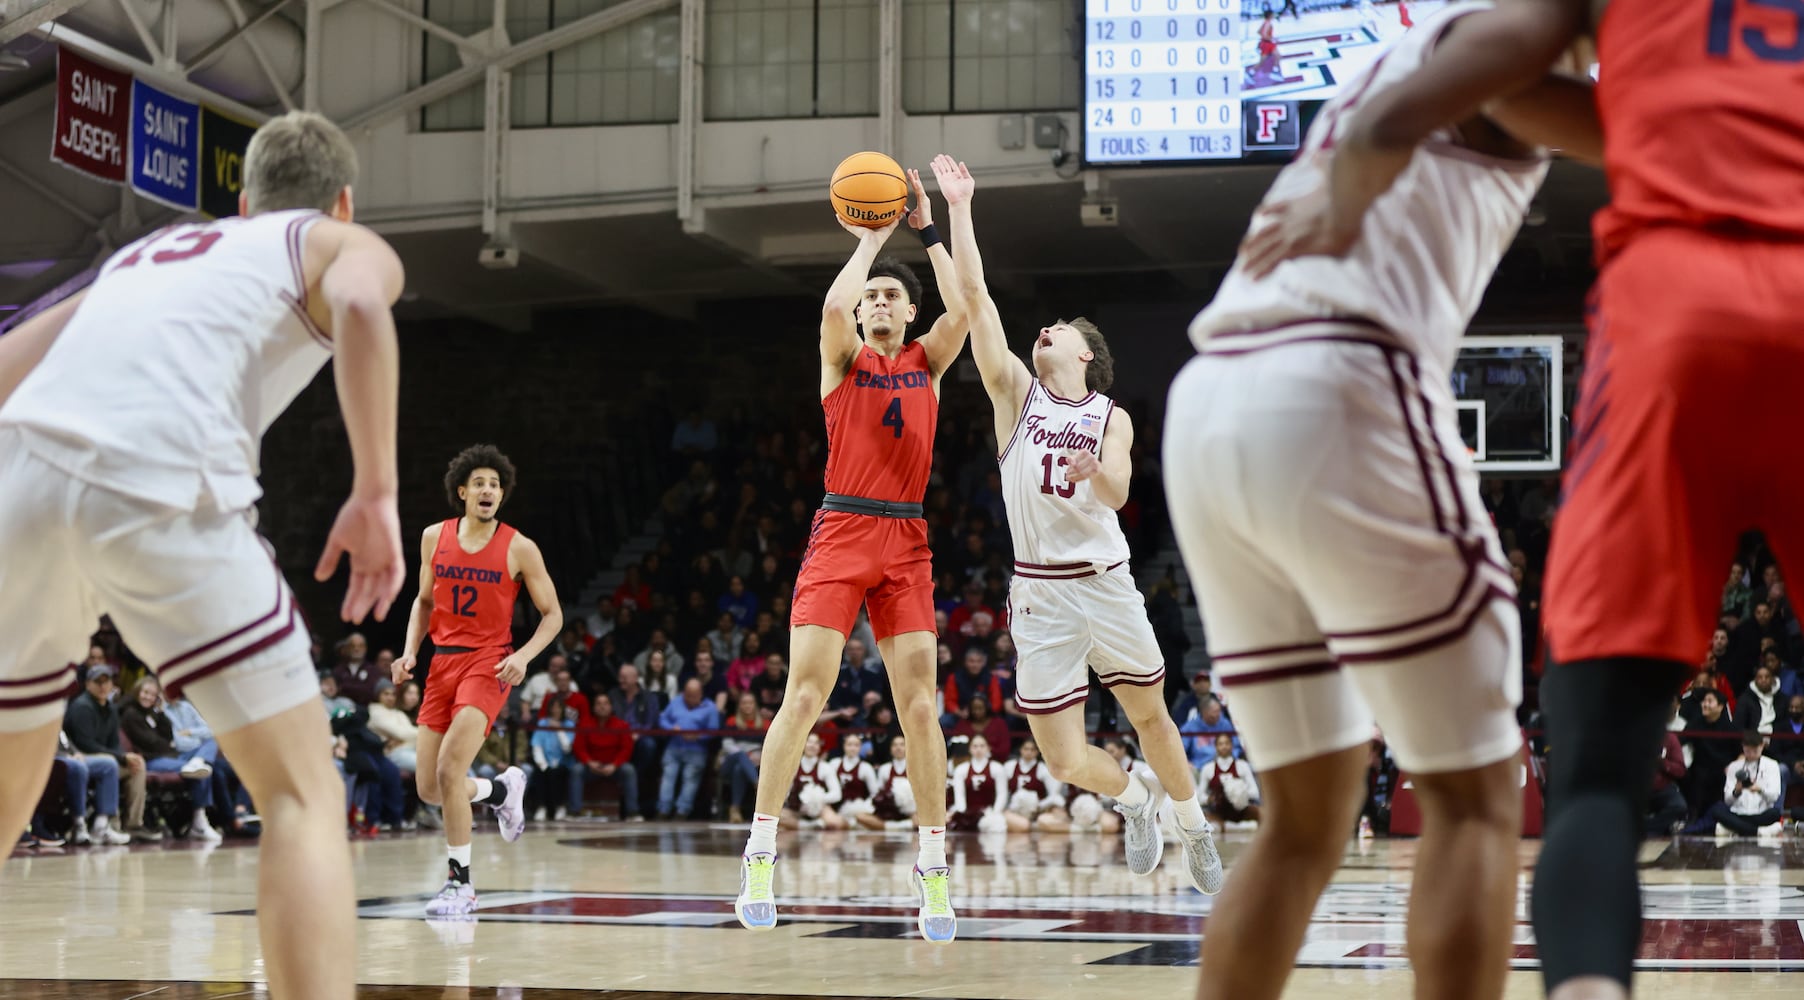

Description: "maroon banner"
51 47 130 183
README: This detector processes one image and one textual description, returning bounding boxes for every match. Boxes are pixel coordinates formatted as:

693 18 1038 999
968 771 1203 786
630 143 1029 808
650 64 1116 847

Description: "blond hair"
243 110 358 215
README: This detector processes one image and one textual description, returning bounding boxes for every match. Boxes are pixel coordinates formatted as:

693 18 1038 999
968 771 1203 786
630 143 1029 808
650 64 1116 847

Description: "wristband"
917 223 942 250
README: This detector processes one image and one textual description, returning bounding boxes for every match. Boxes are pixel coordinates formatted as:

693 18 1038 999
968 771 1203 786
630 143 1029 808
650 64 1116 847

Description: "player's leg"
1535 233 1756 1000
0 719 65 863
414 726 446 806
878 628 957 943
751 624 847 818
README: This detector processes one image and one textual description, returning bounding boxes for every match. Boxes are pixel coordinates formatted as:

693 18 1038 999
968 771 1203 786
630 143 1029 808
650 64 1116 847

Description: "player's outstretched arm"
1063 407 1134 511
1482 73 1601 167
391 525 440 685
820 216 900 394
935 155 1031 417
0 290 84 412
905 163 970 380
496 534 564 686
1239 0 1586 278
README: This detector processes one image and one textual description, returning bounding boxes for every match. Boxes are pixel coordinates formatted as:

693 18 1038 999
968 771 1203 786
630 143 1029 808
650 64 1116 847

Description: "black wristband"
917 223 942 250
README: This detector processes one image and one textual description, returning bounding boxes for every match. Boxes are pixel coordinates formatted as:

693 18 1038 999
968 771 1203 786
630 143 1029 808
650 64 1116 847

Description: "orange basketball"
830 151 908 229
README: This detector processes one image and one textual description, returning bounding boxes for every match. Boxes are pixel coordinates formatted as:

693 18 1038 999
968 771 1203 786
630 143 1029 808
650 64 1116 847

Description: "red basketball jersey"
1592 0 1804 263
821 341 938 504
428 518 520 649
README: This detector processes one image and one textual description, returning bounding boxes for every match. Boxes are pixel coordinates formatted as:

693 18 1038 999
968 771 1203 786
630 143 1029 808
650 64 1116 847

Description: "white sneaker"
532 807 547 822
179 757 213 780
92 818 131 846
1757 821 1784 839
1178 818 1225 895
495 766 527 842
910 865 957 944
735 852 778 930
1116 776 1165 877
72 819 92 846
190 812 224 843
552 805 568 822
424 880 478 917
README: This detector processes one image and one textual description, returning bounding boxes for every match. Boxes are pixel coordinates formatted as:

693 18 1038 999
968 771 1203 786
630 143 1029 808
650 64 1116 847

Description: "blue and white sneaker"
735 852 778 931
910 865 957 944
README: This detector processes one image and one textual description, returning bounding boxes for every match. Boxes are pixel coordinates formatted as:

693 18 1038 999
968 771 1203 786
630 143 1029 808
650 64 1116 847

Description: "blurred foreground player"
392 445 561 916
1248 0 1804 995
1163 3 1603 996
736 167 970 943
0 110 407 1000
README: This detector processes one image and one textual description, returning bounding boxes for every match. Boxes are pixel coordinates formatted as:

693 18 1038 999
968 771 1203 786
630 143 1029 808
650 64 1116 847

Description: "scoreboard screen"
1082 0 1458 167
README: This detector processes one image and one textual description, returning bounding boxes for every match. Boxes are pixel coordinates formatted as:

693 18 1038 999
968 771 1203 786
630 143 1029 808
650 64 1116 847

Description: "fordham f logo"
1244 101 1301 151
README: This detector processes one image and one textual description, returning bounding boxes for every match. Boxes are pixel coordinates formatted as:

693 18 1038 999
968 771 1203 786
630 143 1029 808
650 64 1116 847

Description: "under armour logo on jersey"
1021 607 1032 615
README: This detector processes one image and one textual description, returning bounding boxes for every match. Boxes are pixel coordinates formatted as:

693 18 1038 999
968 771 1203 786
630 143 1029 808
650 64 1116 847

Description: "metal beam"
0 81 52 129
113 0 164 65
675 0 700 225
219 0 298 111
354 0 488 59
303 0 320 110
0 0 88 45
878 0 899 156
479 0 508 237
0 154 102 227
186 0 298 77
32 23 271 122
342 0 677 132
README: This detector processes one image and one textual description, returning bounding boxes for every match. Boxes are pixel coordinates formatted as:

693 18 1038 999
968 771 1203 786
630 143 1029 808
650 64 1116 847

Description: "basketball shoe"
1116 774 1165 876
735 852 778 930
425 881 477 917
1178 817 1225 894
495 766 527 842
910 865 957 944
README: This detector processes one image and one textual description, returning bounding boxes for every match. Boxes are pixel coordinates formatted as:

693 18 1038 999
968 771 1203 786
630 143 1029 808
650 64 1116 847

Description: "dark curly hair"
867 256 923 326
443 444 517 514
1058 316 1115 393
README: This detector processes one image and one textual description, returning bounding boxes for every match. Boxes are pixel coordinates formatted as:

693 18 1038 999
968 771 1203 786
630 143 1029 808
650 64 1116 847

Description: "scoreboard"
1083 0 1245 164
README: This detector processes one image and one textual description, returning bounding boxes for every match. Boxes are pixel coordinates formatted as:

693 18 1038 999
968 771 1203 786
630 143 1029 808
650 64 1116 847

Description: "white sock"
1115 773 1151 809
193 808 213 831
746 812 780 856
469 778 493 804
1171 795 1207 831
917 825 947 871
448 843 472 868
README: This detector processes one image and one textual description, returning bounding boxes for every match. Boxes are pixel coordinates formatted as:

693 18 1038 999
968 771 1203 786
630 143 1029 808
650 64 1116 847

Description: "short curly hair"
443 444 517 514
1057 316 1115 393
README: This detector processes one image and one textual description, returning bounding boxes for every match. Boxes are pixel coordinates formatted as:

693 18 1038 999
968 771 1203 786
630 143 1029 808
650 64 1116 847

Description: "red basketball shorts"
417 646 513 734
1544 226 1804 665
791 511 934 641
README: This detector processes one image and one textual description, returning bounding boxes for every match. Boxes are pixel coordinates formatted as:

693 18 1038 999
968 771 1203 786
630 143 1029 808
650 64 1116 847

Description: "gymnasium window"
904 0 1080 114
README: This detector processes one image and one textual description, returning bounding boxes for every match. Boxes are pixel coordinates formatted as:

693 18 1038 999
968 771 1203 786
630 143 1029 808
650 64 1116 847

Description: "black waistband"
436 646 476 655
821 493 924 519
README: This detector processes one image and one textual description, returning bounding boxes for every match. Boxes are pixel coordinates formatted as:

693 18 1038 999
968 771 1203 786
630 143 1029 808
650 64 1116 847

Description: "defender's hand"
930 154 975 206
315 492 405 623
905 168 934 230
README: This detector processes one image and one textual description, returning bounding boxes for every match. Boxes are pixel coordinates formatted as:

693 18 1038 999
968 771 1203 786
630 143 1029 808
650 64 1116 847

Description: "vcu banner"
51 47 130 183
129 79 201 211
199 107 257 218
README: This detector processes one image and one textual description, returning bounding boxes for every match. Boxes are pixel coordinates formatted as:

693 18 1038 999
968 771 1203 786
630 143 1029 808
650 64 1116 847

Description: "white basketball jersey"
998 382 1131 571
1191 2 1548 374
1 210 332 512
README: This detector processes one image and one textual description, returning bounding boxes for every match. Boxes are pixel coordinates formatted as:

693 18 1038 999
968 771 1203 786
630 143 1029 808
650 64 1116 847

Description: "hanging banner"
51 47 130 183
128 79 201 211
199 106 258 218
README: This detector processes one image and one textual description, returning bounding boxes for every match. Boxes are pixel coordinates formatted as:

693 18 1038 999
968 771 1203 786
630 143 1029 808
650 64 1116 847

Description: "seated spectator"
120 676 222 842
1181 697 1239 768
163 687 256 835
573 692 641 821
1739 663 1785 733
586 597 617 642
373 648 397 682
941 648 1001 728
613 563 652 613
609 664 665 818
1723 562 1752 622
633 628 687 682
675 589 715 652
400 680 424 723
728 631 766 694
718 575 759 629
369 680 421 773
64 665 159 842
642 648 680 703
536 664 592 724
750 652 788 716
658 680 723 819
718 692 768 823
582 633 624 696
681 648 730 713
548 623 589 676
951 694 1012 758
530 698 579 821
1171 670 1223 725
1772 694 1804 806
709 612 747 665
332 632 382 705
1682 731 1784 837
824 657 867 728
518 653 569 716
1200 733 1262 827
1682 689 1741 816
1646 699 1689 836
947 580 995 636
753 609 789 659
46 731 131 845
320 673 407 833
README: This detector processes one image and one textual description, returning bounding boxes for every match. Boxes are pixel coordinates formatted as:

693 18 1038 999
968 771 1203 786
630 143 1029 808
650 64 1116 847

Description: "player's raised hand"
930 155 975 206
1237 177 1360 280
836 213 902 244
905 168 934 230
1062 448 1103 483
315 492 406 624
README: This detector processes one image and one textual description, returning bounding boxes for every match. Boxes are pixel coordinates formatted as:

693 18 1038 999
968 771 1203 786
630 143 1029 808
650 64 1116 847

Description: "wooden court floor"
4 824 1802 998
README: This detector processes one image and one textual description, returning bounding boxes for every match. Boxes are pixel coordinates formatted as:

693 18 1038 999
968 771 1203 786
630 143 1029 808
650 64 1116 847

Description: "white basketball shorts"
0 428 317 733
1010 563 1165 715
1162 324 1523 774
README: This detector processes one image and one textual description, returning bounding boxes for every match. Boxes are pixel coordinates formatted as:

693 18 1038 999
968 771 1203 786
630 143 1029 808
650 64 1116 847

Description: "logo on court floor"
350 884 1804 971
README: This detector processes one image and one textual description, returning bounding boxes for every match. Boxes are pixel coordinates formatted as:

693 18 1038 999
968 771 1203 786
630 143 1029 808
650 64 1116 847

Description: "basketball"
830 151 908 228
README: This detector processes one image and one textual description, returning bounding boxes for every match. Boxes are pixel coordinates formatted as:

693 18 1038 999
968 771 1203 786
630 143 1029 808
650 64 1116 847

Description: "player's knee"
1411 758 1522 828
433 759 464 801
1039 747 1082 786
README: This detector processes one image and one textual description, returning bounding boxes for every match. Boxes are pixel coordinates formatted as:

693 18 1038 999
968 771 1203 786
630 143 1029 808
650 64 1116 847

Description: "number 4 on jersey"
882 398 905 439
